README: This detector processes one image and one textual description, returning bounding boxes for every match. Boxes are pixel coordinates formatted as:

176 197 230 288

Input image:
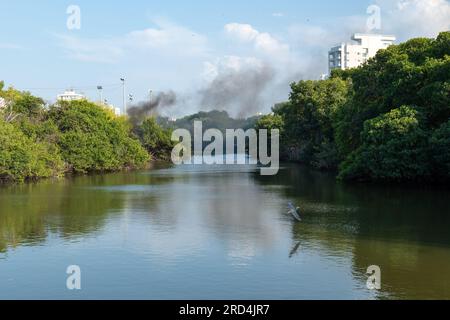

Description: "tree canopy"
0 84 172 181
256 31 450 182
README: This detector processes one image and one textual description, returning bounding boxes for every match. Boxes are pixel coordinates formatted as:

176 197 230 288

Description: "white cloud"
58 19 209 64
224 23 290 58
223 23 319 81
376 0 450 40
224 23 260 42
288 0 450 49
125 19 209 56
272 12 284 17
202 55 265 82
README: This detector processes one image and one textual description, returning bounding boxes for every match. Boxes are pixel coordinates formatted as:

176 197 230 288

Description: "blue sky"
1 0 449 116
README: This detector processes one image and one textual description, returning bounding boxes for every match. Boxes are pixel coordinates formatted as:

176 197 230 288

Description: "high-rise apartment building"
329 33 396 73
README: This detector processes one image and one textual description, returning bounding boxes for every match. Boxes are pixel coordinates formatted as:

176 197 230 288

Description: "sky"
0 0 449 117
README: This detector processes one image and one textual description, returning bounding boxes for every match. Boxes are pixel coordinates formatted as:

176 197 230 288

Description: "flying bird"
288 202 302 222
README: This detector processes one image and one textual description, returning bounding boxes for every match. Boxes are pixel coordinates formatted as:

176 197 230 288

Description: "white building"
329 33 396 73
105 104 121 116
57 89 85 102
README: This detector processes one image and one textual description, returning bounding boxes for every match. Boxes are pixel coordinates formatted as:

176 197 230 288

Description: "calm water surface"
0 163 449 299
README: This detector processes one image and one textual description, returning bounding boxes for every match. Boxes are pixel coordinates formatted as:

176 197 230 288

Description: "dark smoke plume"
127 91 177 125
199 63 275 117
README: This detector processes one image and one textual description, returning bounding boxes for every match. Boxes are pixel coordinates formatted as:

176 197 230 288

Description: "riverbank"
0 160 173 186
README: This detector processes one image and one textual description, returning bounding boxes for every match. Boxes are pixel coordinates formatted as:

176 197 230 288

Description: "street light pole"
120 78 126 114
97 86 103 105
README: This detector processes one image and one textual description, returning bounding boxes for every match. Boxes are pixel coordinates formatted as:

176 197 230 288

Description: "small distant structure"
329 33 396 73
56 88 123 117
0 97 6 109
106 104 121 116
57 89 85 102
100 100 121 116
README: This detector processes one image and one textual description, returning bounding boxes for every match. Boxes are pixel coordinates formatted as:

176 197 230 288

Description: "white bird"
288 202 302 222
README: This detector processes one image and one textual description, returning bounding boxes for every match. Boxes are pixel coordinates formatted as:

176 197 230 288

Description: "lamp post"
120 78 126 114
97 86 103 104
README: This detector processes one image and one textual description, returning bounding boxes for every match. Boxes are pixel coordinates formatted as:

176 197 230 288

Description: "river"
0 162 449 299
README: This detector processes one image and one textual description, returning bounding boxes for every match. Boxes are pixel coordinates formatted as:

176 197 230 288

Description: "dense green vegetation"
0 118 64 181
0 82 171 182
134 117 174 161
256 32 450 182
49 101 149 174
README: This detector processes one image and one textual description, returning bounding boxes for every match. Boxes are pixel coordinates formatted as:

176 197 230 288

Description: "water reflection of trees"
253 164 450 246
0 171 174 253
252 163 450 299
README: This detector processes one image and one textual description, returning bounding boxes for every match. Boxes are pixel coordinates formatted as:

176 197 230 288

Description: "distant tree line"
157 110 261 151
159 110 259 133
256 32 450 183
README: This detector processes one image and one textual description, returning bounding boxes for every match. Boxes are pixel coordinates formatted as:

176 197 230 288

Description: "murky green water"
0 162 449 300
